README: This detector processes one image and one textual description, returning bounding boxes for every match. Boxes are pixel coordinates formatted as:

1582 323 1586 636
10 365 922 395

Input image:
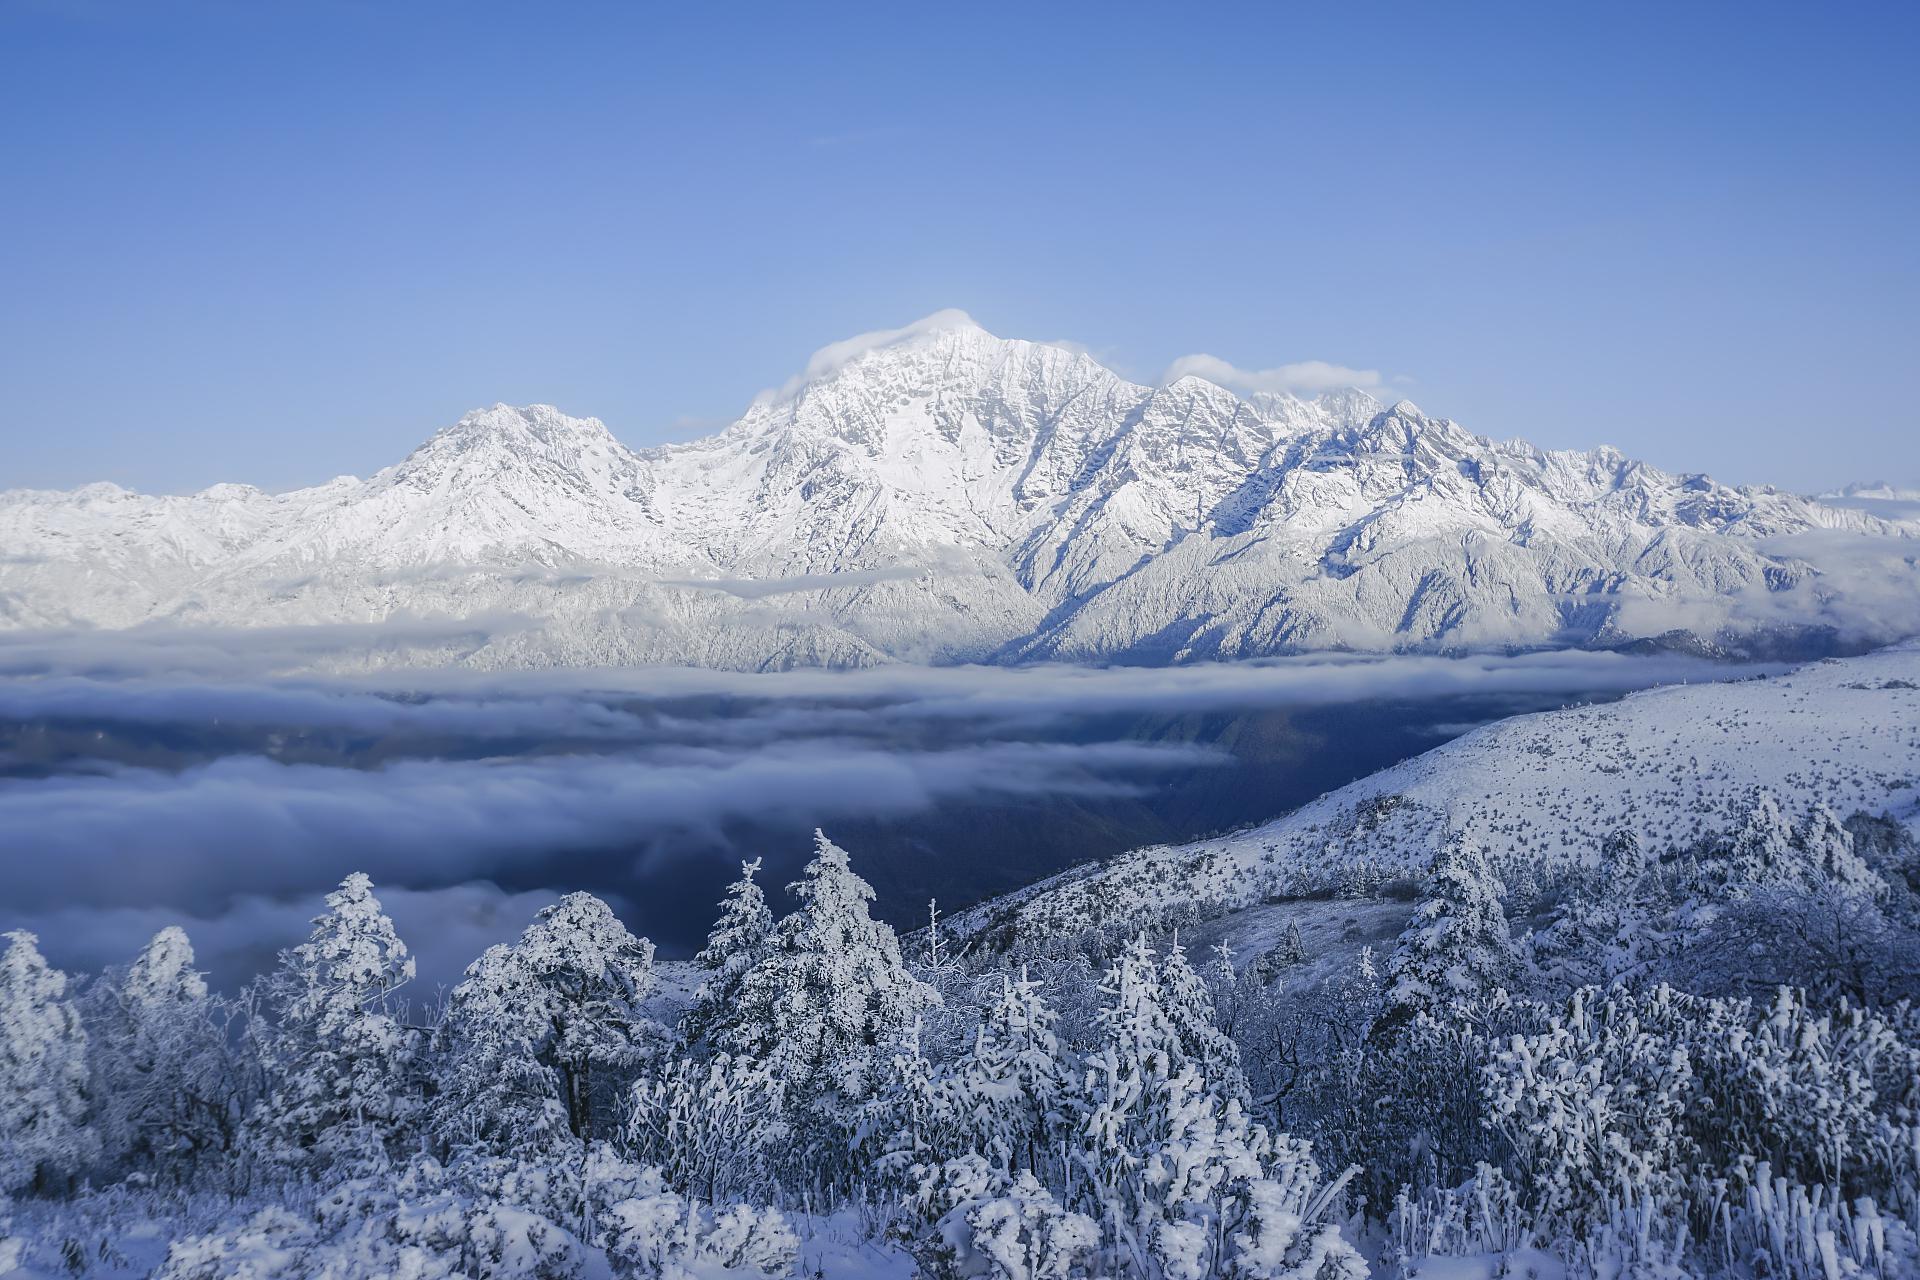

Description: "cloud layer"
0 633 1766 989
1161 353 1392 398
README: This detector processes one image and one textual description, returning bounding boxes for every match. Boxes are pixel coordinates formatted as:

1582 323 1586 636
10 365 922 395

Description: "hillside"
950 641 1920 951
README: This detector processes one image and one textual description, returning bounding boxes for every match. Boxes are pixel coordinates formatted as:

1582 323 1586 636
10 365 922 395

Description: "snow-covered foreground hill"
952 641 1920 951
4 312 1913 670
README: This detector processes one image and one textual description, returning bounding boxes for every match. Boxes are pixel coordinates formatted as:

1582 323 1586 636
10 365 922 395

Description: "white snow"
1 320 1912 670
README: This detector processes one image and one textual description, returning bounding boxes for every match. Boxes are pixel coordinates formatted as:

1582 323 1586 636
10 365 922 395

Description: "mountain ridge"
1 317 1912 669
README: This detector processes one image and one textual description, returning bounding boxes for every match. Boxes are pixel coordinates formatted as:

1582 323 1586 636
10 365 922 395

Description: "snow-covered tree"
1251 922 1308 986
723 831 937 1112
483 893 667 1143
254 873 417 1173
915 898 976 1064
1159 934 1248 1105
948 967 1073 1176
855 1013 952 1186
430 942 573 1161
1070 935 1192 1220
678 858 772 1053
1067 935 1363 1278
1382 836 1517 1029
0 931 96 1194
84 927 237 1180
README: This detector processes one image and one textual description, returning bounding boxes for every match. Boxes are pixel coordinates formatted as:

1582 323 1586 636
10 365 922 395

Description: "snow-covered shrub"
593 1175 796 1279
155 1177 586 1280
1483 986 1699 1228
906 1156 1098 1280
1220 1158 1368 1280
1487 979 1920 1249
1564 1194 1692 1280
0 1193 23 1275
1688 988 1920 1194
1385 1162 1532 1265
1707 1165 1920 1280
625 1051 790 1203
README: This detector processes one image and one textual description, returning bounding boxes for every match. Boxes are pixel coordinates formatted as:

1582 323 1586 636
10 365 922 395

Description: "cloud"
0 639 1759 735
1597 532 1920 648
0 635 1771 985
762 309 986 401
0 739 1218 915
1161 353 1391 399
0 616 530 681
371 647 1751 723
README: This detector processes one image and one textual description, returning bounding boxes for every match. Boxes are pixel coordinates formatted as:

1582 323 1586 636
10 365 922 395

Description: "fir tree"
949 966 1072 1176
1159 934 1248 1105
429 943 573 1160
254 873 417 1172
1382 836 1517 1029
680 858 773 1052
725 831 937 1110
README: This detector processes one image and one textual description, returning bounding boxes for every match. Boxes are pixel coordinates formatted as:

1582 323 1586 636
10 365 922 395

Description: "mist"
0 630 1775 989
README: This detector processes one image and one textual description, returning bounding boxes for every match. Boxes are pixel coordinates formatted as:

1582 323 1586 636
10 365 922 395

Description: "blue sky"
1 0 1914 494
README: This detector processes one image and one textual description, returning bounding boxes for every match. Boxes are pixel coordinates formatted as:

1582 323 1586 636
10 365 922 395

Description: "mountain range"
2 311 1912 670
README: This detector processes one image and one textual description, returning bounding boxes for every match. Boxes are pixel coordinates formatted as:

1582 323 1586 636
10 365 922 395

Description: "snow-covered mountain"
2 312 1911 670
1816 480 1920 525
949 640 1920 953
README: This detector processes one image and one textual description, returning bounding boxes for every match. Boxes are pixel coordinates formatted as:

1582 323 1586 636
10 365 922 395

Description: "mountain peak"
760 309 997 403
389 404 627 490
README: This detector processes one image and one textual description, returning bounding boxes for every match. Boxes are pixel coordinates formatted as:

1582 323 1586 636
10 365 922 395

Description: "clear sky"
2 0 1915 494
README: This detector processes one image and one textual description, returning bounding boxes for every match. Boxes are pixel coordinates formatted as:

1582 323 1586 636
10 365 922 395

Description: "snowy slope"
949 642 1920 950
2 313 1911 669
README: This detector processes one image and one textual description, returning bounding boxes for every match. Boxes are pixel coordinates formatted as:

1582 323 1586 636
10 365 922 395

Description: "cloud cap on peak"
1162 353 1391 399
763 309 990 402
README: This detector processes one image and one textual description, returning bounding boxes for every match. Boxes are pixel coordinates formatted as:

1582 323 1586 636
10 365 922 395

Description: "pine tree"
0 931 97 1194
725 831 937 1110
679 858 773 1052
254 873 417 1173
84 927 235 1180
